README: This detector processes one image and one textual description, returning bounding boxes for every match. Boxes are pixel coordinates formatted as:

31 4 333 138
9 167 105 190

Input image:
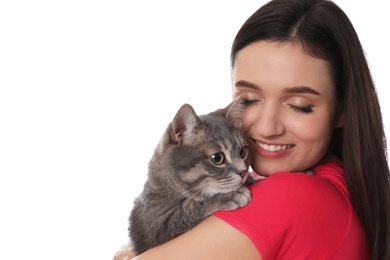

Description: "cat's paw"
206 186 252 214
232 186 251 207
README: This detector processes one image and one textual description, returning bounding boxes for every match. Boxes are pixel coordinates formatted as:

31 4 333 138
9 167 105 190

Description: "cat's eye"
240 146 249 159
210 152 225 165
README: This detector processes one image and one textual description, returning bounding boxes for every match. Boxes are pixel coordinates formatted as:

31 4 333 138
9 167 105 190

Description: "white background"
0 1 388 259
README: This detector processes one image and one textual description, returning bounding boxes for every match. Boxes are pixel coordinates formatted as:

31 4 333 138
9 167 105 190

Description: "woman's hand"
113 242 136 260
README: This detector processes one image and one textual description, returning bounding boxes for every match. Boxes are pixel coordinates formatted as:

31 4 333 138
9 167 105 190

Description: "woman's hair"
231 0 390 259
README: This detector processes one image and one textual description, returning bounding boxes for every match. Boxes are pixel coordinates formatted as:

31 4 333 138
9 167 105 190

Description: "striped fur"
129 97 256 255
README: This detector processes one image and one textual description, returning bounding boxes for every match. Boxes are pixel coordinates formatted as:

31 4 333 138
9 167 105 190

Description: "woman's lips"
251 139 295 158
256 141 294 151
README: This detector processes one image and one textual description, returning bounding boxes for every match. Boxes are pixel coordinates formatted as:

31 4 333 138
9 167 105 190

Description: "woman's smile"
255 141 295 152
251 138 295 160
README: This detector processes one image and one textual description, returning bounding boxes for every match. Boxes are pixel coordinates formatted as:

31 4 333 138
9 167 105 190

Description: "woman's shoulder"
249 156 349 224
251 155 346 202
214 156 364 258
249 166 350 221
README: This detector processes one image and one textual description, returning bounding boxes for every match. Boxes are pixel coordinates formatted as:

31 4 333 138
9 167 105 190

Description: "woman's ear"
334 112 344 128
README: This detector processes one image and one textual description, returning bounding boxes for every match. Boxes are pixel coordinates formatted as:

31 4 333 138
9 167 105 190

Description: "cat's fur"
129 97 256 255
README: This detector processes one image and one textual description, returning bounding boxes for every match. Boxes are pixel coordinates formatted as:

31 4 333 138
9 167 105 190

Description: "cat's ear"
171 104 202 144
224 94 245 129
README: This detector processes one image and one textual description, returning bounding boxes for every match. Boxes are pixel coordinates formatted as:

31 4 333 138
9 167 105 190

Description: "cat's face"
168 124 250 196
166 98 250 196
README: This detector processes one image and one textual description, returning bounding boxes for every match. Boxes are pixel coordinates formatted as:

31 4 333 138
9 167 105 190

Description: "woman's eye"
239 146 249 159
210 152 225 165
289 104 313 113
241 99 258 106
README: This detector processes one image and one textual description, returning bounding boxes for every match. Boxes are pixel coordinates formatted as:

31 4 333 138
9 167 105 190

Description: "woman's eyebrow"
235 80 321 96
234 80 259 89
283 86 321 95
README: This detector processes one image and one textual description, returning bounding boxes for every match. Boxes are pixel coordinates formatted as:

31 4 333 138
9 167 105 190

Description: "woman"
115 0 390 259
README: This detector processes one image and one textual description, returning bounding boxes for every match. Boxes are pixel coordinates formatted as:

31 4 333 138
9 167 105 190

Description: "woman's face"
233 41 343 176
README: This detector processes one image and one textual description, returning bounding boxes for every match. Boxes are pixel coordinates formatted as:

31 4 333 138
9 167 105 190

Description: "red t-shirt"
214 156 369 259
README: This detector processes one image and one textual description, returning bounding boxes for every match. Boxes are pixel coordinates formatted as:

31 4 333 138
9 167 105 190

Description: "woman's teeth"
256 142 294 151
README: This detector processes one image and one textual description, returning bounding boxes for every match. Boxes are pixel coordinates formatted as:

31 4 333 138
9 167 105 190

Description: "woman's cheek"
242 106 261 128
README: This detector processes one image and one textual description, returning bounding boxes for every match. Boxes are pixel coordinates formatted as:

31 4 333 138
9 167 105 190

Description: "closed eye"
289 104 313 113
241 99 259 106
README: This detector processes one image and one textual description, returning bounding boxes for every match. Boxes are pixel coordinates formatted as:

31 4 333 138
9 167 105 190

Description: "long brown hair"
231 0 390 259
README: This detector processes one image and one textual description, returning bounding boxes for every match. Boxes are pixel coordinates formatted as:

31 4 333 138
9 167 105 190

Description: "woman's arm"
133 216 261 260
113 242 136 260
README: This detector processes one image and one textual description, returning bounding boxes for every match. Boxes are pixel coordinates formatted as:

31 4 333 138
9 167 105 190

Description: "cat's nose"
237 171 247 178
237 171 248 184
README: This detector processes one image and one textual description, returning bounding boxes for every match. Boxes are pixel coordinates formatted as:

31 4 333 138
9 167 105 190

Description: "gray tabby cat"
129 97 256 255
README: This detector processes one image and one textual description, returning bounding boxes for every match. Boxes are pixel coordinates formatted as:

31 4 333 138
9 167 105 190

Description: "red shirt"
214 156 369 259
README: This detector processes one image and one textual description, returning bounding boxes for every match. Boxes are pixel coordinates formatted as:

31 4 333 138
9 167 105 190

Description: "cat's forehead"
198 118 245 148
200 113 229 128
201 114 240 133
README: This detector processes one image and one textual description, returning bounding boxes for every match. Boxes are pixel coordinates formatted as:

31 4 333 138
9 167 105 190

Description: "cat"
128 96 257 255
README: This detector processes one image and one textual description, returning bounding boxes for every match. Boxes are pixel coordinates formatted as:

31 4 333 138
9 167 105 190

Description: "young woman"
115 0 390 259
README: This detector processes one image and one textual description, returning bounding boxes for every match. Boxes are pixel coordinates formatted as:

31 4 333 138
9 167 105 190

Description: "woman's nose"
252 104 285 137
